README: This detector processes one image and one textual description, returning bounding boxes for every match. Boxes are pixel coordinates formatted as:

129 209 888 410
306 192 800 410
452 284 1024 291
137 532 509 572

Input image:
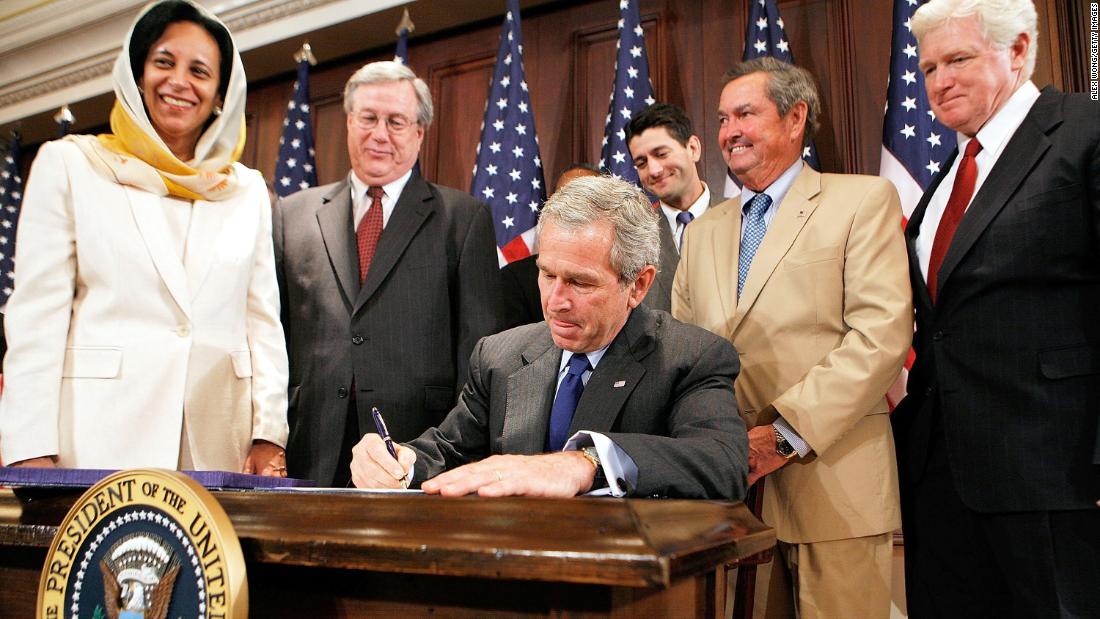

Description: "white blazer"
0 140 288 471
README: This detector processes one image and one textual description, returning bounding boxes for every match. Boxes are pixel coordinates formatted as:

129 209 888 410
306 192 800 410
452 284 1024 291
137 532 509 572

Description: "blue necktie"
738 193 772 298
547 353 591 452
676 211 694 251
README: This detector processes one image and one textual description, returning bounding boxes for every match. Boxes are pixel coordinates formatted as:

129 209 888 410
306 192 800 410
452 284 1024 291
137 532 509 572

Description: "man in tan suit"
673 57 912 618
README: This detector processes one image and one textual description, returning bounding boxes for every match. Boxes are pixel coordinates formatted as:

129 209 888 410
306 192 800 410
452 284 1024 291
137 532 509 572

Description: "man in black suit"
895 0 1100 616
274 61 508 486
626 103 721 312
350 176 748 499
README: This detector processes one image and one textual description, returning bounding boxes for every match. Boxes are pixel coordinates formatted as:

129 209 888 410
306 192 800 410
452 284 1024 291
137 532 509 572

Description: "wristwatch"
774 427 798 460
581 446 608 488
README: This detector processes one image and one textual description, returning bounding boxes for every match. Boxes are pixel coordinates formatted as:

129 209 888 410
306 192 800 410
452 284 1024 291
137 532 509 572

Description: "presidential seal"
37 469 247 619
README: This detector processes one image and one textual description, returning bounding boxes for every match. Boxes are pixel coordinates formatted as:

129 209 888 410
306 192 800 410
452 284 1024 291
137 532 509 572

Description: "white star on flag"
600 0 655 186
0 133 22 306
727 0 821 197
273 57 318 197
471 0 546 266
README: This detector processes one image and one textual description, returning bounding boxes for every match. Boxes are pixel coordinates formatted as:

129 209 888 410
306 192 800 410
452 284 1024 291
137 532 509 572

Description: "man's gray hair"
722 57 821 147
912 0 1038 81
537 175 660 283
343 60 434 127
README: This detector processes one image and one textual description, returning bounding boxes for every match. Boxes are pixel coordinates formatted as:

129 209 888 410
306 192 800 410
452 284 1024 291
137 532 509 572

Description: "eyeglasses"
352 111 416 135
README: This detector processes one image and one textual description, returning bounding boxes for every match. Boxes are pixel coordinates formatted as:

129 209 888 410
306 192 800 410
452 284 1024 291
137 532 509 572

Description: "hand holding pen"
348 407 415 489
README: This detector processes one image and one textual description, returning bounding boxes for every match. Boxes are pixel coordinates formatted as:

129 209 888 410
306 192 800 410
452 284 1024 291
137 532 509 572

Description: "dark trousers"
900 412 1100 619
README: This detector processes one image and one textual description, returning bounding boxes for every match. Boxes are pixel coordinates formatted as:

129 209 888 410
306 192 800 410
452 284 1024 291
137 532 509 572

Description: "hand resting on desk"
421 452 596 498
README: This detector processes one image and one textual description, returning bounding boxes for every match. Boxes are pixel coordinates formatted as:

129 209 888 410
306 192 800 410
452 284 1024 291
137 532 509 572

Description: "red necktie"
357 186 384 284
927 138 982 303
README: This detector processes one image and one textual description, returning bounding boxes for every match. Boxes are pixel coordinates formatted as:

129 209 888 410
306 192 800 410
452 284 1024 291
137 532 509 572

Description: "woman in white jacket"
0 0 288 474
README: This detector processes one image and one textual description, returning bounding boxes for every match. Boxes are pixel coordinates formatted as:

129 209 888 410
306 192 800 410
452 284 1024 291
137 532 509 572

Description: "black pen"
371 407 409 487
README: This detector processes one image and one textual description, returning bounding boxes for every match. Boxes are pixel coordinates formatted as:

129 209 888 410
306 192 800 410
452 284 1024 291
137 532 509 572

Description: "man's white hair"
913 0 1038 80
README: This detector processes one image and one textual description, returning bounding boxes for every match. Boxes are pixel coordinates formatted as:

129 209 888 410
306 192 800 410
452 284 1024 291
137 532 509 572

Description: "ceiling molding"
0 0 402 127
0 0 563 144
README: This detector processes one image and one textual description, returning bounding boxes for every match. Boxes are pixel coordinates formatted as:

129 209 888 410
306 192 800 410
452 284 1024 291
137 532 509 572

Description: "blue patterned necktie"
676 210 694 251
738 193 772 298
547 353 591 452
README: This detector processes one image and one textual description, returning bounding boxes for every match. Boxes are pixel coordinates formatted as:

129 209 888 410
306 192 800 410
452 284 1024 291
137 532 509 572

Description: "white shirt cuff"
774 417 813 457
564 431 638 497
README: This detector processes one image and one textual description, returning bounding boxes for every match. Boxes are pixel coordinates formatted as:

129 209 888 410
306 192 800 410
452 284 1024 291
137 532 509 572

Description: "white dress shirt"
348 169 413 230
659 183 712 253
916 81 1041 280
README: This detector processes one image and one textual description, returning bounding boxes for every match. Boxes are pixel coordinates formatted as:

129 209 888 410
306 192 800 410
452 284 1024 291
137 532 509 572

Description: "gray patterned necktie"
738 193 772 298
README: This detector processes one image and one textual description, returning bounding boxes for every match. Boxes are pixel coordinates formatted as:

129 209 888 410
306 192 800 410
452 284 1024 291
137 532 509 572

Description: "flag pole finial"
396 8 415 37
294 41 317 66
54 105 75 126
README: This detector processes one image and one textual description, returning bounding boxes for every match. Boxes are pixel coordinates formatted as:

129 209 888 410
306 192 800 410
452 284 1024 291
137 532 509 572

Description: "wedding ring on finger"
495 470 503 483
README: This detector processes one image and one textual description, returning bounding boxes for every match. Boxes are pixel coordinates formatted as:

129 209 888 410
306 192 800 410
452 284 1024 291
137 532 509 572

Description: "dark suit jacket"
647 185 721 313
274 173 509 485
894 87 1100 512
500 253 541 327
406 304 750 499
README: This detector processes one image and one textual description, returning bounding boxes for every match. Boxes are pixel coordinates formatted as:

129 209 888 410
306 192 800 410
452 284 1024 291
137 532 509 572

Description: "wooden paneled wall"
19 0 1088 188
240 0 1082 197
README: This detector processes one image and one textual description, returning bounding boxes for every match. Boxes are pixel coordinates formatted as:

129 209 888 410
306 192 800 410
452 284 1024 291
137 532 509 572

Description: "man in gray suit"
626 103 721 312
350 176 749 498
274 61 507 486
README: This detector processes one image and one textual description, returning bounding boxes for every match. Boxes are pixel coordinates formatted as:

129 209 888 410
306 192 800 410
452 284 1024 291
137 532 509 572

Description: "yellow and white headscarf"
68 0 247 201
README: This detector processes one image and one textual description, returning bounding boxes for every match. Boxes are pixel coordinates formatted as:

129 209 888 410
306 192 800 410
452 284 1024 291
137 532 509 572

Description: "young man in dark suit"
626 103 722 313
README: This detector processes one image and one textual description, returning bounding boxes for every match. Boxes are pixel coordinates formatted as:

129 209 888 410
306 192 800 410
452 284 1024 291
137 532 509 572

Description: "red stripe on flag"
501 236 532 264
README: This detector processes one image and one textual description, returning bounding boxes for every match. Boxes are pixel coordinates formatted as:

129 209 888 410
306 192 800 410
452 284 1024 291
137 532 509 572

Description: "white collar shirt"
348 169 413 230
916 81 1041 280
659 183 711 254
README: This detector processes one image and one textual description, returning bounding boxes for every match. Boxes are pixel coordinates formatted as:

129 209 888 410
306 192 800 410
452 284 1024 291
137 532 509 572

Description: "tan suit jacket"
673 165 912 543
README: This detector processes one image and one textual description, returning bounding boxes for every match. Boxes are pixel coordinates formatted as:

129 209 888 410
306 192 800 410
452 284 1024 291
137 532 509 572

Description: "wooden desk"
0 489 774 617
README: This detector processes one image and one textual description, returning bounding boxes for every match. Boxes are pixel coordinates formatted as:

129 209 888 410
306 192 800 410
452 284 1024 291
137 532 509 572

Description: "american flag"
54 105 74 137
273 48 318 198
392 9 421 176
880 0 954 219
599 0 655 185
726 0 820 196
471 0 546 266
0 134 23 307
394 8 412 65
879 0 954 407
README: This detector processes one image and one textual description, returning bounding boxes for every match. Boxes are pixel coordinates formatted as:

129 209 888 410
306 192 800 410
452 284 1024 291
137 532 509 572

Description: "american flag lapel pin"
613 380 626 388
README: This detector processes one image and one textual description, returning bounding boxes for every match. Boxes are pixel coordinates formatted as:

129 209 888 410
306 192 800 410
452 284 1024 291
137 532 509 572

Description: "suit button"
351 335 364 345
932 331 943 341
176 325 190 337
337 387 348 398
